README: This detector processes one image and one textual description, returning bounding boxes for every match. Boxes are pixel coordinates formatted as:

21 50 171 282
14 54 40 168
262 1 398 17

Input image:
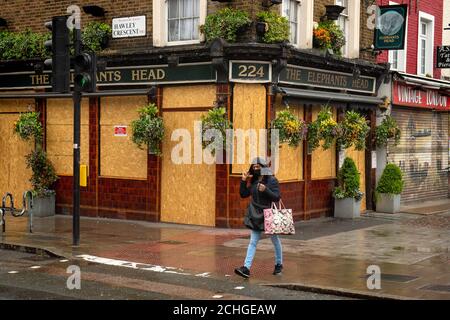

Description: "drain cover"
364 273 419 283
420 285 450 293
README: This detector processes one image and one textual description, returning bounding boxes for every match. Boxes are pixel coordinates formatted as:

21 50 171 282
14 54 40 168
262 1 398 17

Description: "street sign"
374 4 408 50
437 46 450 69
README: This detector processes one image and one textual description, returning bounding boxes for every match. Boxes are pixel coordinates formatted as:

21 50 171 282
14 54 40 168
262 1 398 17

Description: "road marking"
212 295 223 299
234 286 245 290
30 266 41 269
76 254 194 277
8 271 19 274
60 259 69 263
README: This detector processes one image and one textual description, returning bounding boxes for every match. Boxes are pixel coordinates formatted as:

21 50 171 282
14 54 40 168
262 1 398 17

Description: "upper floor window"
336 0 348 56
282 0 300 45
168 0 200 43
417 12 435 76
153 0 206 47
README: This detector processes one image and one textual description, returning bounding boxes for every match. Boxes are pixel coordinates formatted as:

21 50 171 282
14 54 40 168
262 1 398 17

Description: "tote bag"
263 200 295 235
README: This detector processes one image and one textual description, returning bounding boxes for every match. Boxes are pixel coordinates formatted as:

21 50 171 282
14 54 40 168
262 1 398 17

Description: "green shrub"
81 22 112 52
0 30 50 60
25 149 58 197
333 157 363 200
200 8 251 43
376 163 404 195
131 103 165 156
256 11 289 44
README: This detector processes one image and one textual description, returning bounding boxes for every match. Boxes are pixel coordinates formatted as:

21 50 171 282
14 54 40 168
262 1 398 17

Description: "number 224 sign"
229 61 272 83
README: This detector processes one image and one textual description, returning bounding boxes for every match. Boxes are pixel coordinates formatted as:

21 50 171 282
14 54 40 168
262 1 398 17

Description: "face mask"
253 169 261 178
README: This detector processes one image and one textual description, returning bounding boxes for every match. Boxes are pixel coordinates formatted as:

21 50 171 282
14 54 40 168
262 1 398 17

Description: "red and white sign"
114 126 127 136
393 81 450 110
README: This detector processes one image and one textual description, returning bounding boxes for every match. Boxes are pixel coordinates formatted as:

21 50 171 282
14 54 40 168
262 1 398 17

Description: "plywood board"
46 99 89 175
273 104 303 181
345 147 366 211
163 85 216 109
0 99 35 113
100 96 147 179
311 105 337 179
0 114 32 203
231 84 267 175
160 111 216 226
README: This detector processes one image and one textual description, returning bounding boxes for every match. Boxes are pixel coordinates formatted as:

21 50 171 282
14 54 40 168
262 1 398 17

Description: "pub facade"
0 0 389 227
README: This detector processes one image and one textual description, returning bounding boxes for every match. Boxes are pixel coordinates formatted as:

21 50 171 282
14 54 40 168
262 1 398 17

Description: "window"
153 0 206 47
417 12 435 76
168 0 200 42
336 0 348 56
282 0 299 45
388 2 407 72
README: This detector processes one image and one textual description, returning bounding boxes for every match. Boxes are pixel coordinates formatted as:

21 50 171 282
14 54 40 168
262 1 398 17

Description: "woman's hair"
248 162 271 184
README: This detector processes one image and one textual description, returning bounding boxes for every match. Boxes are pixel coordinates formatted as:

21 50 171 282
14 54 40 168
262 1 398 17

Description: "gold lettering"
157 69 165 80
131 70 140 81
114 71 121 82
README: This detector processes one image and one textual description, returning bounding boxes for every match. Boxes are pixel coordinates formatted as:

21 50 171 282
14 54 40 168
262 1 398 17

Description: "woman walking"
234 157 283 279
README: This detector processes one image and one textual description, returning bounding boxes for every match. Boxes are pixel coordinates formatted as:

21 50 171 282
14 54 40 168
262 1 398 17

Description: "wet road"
0 249 351 300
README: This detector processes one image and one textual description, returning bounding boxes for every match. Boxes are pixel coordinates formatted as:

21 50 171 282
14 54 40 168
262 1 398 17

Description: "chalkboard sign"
437 46 450 69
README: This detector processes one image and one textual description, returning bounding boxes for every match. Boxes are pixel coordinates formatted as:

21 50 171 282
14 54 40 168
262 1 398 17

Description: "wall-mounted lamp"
262 0 282 8
321 5 345 21
0 18 7 27
82 5 106 17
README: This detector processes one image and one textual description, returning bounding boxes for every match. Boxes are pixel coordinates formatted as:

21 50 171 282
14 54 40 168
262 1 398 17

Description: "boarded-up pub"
0 1 389 228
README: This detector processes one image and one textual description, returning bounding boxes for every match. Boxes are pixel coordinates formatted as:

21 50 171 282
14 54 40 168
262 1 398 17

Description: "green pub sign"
374 4 408 50
229 61 271 83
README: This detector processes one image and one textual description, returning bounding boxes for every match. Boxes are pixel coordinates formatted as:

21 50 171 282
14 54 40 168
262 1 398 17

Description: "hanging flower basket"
313 20 346 55
338 110 370 151
271 108 307 148
375 115 401 147
131 103 165 156
307 105 339 151
200 106 233 154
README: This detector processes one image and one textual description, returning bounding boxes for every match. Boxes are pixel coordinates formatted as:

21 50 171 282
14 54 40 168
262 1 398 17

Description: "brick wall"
377 0 443 79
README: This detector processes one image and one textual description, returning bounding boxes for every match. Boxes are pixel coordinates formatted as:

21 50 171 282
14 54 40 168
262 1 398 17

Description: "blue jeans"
244 230 283 269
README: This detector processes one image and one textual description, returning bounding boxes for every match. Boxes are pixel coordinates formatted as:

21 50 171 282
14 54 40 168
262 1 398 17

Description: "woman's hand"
242 171 252 181
257 183 266 192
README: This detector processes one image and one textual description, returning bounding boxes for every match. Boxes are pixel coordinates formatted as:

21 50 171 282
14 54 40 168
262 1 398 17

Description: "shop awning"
394 72 450 91
279 87 383 105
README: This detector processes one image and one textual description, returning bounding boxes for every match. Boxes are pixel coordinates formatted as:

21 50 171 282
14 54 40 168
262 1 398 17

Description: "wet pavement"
0 204 449 300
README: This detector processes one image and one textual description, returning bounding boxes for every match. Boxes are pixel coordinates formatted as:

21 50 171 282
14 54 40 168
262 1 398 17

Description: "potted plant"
271 107 307 148
200 8 251 43
337 110 370 151
307 105 339 151
375 115 401 147
375 163 404 213
255 11 289 44
131 103 165 156
13 112 58 217
313 20 346 55
81 22 112 52
200 106 233 155
333 157 364 218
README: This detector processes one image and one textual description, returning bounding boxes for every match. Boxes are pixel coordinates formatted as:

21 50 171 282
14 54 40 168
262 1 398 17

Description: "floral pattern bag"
263 200 295 235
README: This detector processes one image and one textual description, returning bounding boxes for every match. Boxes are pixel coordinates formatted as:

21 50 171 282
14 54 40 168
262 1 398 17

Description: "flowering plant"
201 106 233 154
307 105 339 151
13 111 43 142
313 20 346 55
375 115 401 147
131 103 165 156
338 111 370 151
271 108 307 148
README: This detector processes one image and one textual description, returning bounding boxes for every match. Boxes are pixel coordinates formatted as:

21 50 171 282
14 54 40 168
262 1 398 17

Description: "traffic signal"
74 52 97 92
44 16 70 93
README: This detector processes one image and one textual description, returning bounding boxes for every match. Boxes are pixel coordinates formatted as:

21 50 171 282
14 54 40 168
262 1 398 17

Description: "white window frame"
282 0 301 47
417 11 435 76
388 1 407 72
153 0 207 47
336 0 349 57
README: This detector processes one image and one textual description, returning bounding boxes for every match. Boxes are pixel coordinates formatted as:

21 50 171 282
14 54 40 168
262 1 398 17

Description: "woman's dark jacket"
240 176 281 230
